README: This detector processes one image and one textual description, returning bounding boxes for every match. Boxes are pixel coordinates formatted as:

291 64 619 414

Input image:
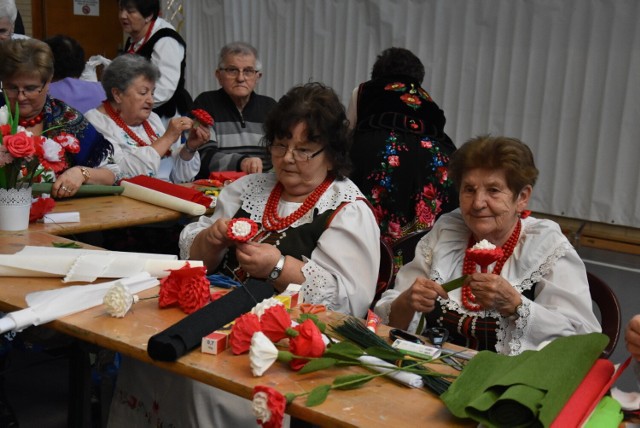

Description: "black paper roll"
147 278 276 361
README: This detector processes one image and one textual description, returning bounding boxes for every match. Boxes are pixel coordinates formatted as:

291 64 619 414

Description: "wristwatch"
267 255 286 283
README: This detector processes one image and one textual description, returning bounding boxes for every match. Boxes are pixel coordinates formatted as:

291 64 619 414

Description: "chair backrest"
371 239 395 309
587 271 621 359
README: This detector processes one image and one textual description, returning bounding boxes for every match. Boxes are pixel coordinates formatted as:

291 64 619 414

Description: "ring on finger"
61 186 69 192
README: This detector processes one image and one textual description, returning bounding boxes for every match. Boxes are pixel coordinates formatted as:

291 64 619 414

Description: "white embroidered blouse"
179 173 381 317
374 209 601 355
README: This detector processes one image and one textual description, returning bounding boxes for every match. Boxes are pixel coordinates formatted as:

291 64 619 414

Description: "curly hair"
262 82 352 179
371 47 425 83
448 135 539 197
45 35 86 80
0 38 54 83
118 0 159 20
101 54 159 101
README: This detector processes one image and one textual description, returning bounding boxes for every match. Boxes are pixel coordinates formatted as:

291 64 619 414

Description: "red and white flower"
252 386 287 428
227 217 259 242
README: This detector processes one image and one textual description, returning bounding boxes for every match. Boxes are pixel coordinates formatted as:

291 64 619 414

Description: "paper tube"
358 355 424 388
121 180 206 216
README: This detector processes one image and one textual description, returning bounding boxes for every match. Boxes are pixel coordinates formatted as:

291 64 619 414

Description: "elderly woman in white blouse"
375 135 600 355
85 55 209 183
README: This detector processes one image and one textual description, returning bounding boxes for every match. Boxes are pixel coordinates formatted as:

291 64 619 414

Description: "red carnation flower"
252 385 287 428
229 313 262 355
177 272 211 314
465 247 504 273
29 196 55 222
227 217 259 242
158 263 209 312
260 305 292 343
289 319 326 371
192 109 214 127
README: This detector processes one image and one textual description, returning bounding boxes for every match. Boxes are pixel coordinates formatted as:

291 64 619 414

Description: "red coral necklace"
461 219 522 311
103 101 157 148
19 111 44 128
262 177 334 231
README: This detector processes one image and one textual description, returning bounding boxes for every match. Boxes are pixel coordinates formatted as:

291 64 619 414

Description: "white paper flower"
251 297 284 318
249 331 279 377
472 239 496 250
103 283 139 318
252 390 272 422
0 105 8 125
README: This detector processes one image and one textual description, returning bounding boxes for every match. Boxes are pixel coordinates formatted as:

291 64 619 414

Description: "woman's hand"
625 314 640 360
240 157 263 174
401 277 449 314
202 218 232 248
183 121 211 154
51 167 85 198
235 241 281 278
165 116 193 141
466 273 522 316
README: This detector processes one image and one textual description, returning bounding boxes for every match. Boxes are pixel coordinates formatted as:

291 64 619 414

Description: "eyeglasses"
218 67 259 78
269 145 325 162
1 83 45 99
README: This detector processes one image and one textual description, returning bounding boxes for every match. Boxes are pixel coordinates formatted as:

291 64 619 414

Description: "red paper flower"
229 312 262 355
465 247 504 273
252 385 287 428
227 217 259 242
158 263 210 313
260 305 292 343
177 271 211 314
0 124 11 136
289 319 326 371
29 196 55 222
191 109 214 127
4 132 36 158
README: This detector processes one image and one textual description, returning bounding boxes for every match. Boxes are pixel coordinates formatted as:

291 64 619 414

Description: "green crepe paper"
32 183 124 196
583 396 623 428
440 333 608 428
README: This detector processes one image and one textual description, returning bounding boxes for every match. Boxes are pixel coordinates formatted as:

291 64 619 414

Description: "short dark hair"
45 35 85 80
371 47 425 83
448 135 539 197
118 0 159 20
263 82 352 179
101 54 159 101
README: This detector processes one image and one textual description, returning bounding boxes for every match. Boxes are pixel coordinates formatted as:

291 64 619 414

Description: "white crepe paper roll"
121 180 206 215
358 355 424 388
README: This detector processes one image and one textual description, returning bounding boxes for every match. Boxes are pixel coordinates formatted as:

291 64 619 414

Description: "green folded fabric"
441 333 608 428
583 396 623 428
32 183 124 196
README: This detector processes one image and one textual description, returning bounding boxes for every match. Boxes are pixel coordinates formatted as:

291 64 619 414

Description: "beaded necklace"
19 112 44 128
127 19 156 54
461 219 522 311
103 101 157 148
262 176 334 231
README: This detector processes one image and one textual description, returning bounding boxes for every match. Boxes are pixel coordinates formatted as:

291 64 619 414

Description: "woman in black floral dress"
347 47 458 243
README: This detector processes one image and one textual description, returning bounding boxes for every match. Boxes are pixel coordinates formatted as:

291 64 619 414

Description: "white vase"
0 186 32 231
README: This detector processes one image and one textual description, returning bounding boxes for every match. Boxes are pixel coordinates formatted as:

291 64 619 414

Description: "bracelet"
184 143 198 154
79 166 91 183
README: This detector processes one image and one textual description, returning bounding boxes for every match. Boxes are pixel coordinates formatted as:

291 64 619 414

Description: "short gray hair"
0 0 17 22
101 54 159 101
217 41 262 72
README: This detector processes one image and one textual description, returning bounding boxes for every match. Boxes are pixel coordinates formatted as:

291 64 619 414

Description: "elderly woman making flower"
108 83 380 427
181 82 380 316
0 38 117 198
375 135 600 355
85 55 209 183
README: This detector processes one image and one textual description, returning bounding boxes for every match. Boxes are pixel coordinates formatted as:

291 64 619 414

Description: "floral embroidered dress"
348 76 458 243
374 210 601 355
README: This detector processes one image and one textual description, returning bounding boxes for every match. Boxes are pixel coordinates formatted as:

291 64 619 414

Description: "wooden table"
0 234 473 427
27 195 183 236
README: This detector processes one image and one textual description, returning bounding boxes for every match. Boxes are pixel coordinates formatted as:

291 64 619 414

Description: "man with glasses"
193 41 276 179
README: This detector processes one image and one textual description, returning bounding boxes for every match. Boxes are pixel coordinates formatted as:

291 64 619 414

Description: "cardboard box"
201 321 233 355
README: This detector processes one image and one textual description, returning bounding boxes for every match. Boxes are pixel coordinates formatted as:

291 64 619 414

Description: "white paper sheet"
358 355 424 388
0 273 158 334
121 180 206 215
0 246 203 282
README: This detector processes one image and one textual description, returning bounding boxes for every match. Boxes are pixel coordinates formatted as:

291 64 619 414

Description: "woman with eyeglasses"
107 83 380 427
85 54 210 183
0 38 117 198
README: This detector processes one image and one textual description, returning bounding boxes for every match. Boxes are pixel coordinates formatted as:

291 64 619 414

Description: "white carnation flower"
472 239 496 250
249 331 279 376
0 105 8 125
251 297 284 318
103 283 138 318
